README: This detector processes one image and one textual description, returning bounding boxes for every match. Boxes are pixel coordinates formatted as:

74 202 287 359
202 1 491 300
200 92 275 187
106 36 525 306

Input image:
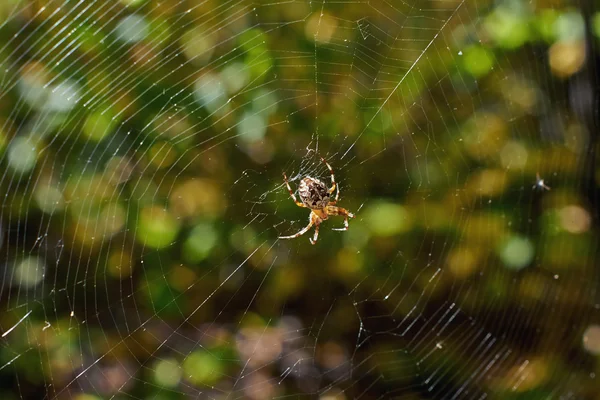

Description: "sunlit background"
0 0 599 398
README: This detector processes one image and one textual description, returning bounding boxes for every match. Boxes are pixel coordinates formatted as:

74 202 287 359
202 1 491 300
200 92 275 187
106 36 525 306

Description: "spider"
279 157 355 244
533 172 550 191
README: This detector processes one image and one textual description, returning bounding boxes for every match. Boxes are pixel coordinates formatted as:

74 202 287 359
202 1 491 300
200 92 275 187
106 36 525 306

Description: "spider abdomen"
298 177 330 209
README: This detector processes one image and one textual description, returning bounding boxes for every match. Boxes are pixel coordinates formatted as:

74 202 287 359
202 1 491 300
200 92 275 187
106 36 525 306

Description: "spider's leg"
283 172 307 208
309 224 320 245
329 207 355 231
279 214 316 240
332 216 349 231
279 220 314 240
321 157 339 202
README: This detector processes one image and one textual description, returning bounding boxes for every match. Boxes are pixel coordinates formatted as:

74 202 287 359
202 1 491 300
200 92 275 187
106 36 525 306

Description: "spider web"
0 0 598 399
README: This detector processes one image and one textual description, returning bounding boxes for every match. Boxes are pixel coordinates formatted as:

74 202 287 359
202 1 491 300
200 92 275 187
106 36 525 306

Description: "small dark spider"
533 172 550 191
279 157 355 244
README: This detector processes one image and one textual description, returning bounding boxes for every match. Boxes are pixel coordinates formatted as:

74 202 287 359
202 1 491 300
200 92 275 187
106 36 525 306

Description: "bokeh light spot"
170 179 226 219
447 247 480 279
364 202 411 237
499 236 534 270
559 205 591 234
183 223 218 264
83 110 118 142
500 141 528 169
485 7 530 49
105 156 134 185
18 61 50 109
554 11 585 42
194 73 228 114
115 14 149 43
463 45 495 77
107 250 134 279
305 12 338 43
14 256 45 287
137 206 180 249
7 136 38 174
549 40 585 78
221 63 249 93
153 358 182 387
35 184 65 214
462 112 507 160
182 351 223 386
582 325 600 355
181 27 215 65
148 141 177 169
46 80 80 112
238 112 267 143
